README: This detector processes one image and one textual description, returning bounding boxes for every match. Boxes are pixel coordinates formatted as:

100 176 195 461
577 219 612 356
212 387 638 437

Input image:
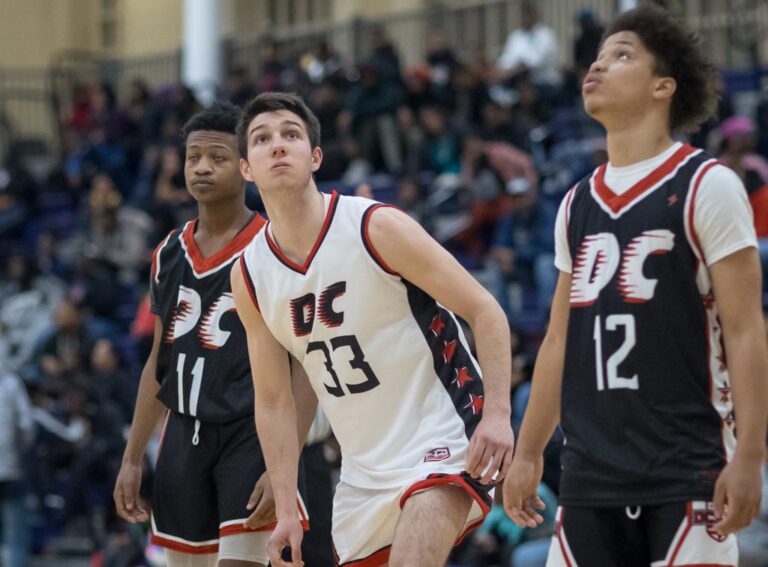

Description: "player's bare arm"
367 205 514 483
503 270 570 528
708 247 768 535
231 260 304 566
246 359 317 529
114 317 167 523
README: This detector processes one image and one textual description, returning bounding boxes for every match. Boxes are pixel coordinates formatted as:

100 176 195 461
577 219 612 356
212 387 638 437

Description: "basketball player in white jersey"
230 92 515 566
503 5 768 566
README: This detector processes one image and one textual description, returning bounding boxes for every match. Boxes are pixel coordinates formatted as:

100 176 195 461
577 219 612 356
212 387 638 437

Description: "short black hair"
604 3 717 133
237 92 321 158
181 101 241 142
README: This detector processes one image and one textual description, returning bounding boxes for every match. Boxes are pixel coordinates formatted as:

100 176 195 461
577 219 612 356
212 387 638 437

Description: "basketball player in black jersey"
504 5 768 566
113 102 315 567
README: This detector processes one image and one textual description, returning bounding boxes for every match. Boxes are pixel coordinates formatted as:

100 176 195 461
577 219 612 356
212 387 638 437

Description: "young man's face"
582 31 674 126
184 131 243 204
240 110 322 194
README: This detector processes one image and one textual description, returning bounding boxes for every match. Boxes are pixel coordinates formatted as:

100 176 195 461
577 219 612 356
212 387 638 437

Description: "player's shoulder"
688 160 747 205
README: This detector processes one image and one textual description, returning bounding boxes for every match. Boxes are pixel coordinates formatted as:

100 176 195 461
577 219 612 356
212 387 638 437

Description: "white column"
182 0 220 106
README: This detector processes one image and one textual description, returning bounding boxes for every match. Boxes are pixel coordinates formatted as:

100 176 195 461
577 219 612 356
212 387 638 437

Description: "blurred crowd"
2 5 768 566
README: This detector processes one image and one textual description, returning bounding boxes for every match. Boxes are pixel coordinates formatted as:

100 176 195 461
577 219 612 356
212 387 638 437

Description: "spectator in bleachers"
0 371 34 567
341 60 405 173
369 25 403 85
410 105 463 175
36 300 95 383
573 9 604 76
495 2 562 91
0 254 64 375
87 338 137 427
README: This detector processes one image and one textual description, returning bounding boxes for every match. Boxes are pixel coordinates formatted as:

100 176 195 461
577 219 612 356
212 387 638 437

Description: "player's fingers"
247 483 264 511
467 444 489 478
533 495 546 510
289 530 303 565
712 479 726 520
481 450 505 485
495 449 514 482
267 538 285 566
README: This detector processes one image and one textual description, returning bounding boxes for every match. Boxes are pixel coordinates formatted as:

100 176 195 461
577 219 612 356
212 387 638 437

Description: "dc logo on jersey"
290 281 347 337
165 285 236 349
424 447 451 462
571 230 675 306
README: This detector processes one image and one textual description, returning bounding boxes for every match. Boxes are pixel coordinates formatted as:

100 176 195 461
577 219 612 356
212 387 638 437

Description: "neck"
603 111 675 167
197 194 251 236
263 182 326 264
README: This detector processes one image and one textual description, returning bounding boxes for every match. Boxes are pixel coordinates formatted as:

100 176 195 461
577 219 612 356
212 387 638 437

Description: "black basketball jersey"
560 144 735 506
150 214 265 423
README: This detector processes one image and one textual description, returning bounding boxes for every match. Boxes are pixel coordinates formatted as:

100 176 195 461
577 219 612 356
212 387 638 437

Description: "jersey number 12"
593 314 638 391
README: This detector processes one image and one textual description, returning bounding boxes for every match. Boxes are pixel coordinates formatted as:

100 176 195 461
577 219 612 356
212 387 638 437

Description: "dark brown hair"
604 3 718 133
237 92 321 157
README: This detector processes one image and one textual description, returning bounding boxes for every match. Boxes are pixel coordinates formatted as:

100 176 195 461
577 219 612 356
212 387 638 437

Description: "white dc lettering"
173 286 202 339
170 287 236 349
571 230 675 306
199 292 236 349
618 230 675 303
571 234 620 306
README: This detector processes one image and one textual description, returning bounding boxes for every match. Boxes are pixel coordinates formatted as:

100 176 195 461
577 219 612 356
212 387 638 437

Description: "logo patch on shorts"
424 447 451 462
693 504 727 542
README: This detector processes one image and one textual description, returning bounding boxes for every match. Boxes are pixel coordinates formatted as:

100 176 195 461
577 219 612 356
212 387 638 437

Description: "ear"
653 76 676 102
311 146 324 173
240 158 254 183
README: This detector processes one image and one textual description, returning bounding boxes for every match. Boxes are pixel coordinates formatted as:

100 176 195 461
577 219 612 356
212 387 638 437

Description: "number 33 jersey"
240 192 486 489
557 144 756 506
151 214 265 423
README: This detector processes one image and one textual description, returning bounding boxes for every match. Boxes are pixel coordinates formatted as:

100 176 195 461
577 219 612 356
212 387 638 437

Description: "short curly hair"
604 3 718 133
181 101 241 141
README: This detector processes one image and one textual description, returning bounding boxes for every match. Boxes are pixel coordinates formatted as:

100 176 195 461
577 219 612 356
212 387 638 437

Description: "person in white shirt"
496 3 562 89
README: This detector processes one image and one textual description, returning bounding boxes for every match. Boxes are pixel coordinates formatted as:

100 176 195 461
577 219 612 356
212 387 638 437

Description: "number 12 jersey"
555 143 756 506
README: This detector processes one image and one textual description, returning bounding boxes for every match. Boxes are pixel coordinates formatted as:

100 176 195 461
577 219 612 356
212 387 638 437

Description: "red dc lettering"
290 281 347 337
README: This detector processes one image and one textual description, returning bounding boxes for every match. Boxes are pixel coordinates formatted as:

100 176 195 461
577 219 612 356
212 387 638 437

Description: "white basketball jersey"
240 192 486 489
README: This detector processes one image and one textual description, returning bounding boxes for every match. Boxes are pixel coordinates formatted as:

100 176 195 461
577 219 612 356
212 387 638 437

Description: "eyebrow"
249 119 306 137
186 143 233 150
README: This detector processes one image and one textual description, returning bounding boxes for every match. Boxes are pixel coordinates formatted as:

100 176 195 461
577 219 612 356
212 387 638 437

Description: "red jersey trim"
182 213 265 274
218 518 310 537
266 191 339 275
688 161 719 264
150 533 218 554
361 204 399 276
399 474 491 545
593 144 698 215
238 255 259 311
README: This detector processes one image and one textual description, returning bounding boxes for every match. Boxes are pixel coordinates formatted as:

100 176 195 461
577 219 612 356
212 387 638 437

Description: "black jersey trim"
265 191 339 275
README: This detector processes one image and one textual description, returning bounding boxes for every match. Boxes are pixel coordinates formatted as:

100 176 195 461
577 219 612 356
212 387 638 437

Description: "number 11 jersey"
240 192 486 490
151 214 265 423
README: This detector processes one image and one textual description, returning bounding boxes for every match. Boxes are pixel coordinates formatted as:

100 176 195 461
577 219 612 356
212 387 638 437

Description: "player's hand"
114 461 149 523
502 454 546 528
244 472 276 529
267 517 304 567
712 456 763 535
466 409 515 484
